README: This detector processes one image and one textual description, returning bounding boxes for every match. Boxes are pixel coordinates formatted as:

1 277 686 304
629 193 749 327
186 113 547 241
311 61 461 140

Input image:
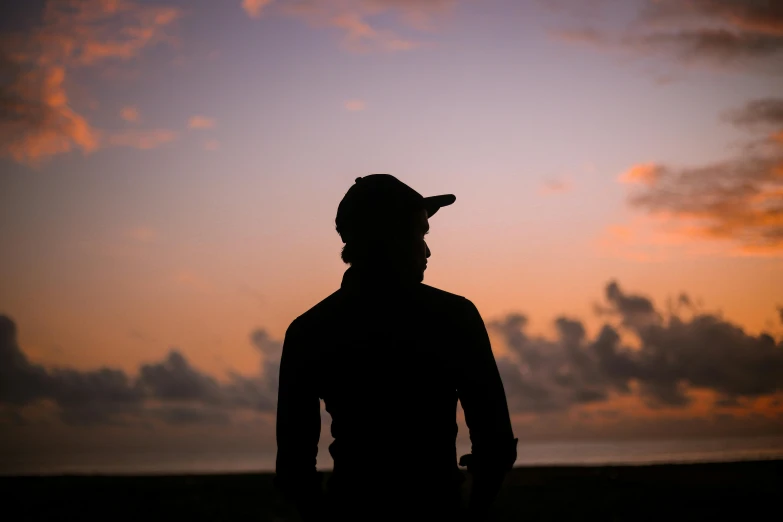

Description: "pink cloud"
188 116 216 130
0 66 100 165
618 163 662 186
344 99 367 111
242 0 274 18
120 106 140 122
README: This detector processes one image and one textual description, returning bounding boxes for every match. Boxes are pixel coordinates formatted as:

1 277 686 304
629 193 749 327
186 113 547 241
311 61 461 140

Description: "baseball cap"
335 174 456 243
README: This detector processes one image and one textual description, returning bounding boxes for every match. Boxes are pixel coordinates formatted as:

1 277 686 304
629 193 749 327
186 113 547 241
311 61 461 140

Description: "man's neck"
342 263 421 288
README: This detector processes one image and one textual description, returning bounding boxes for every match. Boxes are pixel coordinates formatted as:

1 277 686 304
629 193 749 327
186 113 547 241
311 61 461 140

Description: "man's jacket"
275 266 517 515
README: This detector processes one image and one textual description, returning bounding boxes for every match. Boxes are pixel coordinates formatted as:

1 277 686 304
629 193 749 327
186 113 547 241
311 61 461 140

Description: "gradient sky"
1 0 782 472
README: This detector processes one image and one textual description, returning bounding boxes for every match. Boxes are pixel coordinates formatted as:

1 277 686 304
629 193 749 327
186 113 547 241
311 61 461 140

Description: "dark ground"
3 460 781 521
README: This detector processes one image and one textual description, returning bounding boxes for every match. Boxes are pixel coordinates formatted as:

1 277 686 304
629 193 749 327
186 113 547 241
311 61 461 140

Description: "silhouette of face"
343 208 430 280
411 209 431 281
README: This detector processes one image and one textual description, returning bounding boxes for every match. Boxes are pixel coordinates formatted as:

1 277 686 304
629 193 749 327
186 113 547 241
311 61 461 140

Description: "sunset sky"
1 0 782 472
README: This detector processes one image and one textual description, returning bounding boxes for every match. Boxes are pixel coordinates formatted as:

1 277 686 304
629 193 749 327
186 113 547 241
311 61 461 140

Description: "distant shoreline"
1 456 781 478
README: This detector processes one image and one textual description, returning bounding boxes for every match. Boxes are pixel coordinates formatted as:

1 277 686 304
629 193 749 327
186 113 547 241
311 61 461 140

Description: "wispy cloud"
344 99 367 112
540 179 572 195
554 0 783 72
188 116 216 130
204 140 221 151
0 0 181 165
120 106 140 123
618 163 660 186
110 129 178 150
243 0 455 53
724 98 783 129
614 99 783 257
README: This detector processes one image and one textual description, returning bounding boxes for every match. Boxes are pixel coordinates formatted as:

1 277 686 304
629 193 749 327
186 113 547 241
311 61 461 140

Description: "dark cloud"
725 98 783 128
0 316 143 424
223 328 283 412
490 311 636 413
0 316 50 405
139 351 222 403
618 97 783 256
0 315 279 425
222 373 277 412
638 28 783 65
642 0 783 36
250 328 282 358
555 0 783 71
600 281 661 328
153 406 231 426
3 278 782 431
48 367 144 425
491 281 783 411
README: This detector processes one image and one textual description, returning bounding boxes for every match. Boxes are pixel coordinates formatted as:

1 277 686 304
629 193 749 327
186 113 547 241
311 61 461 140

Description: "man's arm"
456 299 518 518
275 318 324 521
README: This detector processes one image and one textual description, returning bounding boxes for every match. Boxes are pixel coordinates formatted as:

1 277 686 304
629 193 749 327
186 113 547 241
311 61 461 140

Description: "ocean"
3 436 782 476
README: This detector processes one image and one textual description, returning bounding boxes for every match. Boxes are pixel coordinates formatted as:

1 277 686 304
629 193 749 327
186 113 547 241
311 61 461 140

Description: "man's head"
335 175 455 282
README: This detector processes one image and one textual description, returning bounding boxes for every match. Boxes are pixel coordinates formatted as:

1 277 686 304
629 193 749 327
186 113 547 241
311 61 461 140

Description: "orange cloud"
109 129 177 150
0 0 181 164
204 140 221 151
618 163 662 186
344 99 367 111
614 99 783 257
242 0 274 18
120 106 140 122
0 65 100 165
596 216 727 263
188 116 216 130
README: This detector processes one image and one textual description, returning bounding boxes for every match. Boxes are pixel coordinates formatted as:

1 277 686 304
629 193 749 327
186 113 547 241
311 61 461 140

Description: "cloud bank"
2 281 781 437
492 281 783 414
0 316 280 426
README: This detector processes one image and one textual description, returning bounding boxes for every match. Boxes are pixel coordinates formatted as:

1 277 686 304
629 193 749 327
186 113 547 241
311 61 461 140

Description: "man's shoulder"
417 283 474 310
287 290 344 333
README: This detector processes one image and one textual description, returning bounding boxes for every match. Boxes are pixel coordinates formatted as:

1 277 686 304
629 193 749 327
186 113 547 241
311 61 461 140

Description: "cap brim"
423 194 456 218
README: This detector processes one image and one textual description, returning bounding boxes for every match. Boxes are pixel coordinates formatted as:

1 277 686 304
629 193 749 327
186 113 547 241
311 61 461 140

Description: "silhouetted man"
275 175 517 521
